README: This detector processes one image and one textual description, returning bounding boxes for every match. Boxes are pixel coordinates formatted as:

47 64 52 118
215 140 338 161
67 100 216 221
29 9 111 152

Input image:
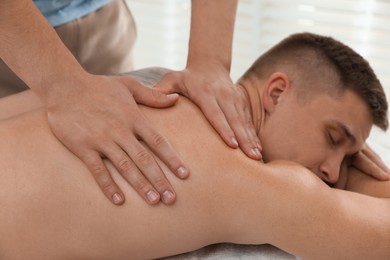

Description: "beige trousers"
0 0 137 97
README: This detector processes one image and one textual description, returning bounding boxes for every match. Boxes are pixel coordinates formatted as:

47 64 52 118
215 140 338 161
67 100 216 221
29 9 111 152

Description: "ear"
262 72 291 114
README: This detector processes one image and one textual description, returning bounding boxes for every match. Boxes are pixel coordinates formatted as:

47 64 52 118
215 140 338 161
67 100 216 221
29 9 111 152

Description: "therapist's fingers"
133 120 189 180
102 142 162 205
121 134 178 205
79 150 125 205
156 72 238 148
198 95 239 147
156 72 240 148
217 88 262 160
194 88 262 159
153 71 184 95
119 76 180 108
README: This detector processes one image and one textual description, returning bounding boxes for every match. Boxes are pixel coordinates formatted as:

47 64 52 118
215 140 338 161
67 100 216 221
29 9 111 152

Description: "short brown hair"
240 32 388 130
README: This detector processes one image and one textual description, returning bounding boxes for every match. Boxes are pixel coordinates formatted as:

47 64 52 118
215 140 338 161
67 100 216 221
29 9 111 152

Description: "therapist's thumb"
128 79 179 108
154 71 184 94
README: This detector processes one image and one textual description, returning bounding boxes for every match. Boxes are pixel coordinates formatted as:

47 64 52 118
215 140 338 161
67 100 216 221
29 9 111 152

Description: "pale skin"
0 69 389 259
0 0 262 206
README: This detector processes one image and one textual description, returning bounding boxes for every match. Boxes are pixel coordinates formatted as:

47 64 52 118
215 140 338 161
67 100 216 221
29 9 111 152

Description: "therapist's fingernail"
147 190 159 203
251 148 262 160
162 190 174 203
167 93 179 100
112 193 123 204
256 148 263 159
231 137 239 147
177 166 189 178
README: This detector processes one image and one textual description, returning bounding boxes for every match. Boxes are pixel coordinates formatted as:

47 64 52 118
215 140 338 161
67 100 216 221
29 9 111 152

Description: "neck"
236 77 266 137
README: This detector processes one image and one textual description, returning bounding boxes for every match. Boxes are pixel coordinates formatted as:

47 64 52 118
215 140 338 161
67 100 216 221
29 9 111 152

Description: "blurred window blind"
128 0 191 69
128 0 390 97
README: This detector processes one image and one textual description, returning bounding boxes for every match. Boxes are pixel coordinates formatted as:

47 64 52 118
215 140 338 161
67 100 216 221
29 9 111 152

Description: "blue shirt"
34 0 110 27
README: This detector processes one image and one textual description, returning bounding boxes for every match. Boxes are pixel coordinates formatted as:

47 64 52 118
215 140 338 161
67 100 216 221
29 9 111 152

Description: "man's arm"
345 166 390 198
352 143 390 180
224 161 390 259
0 0 189 205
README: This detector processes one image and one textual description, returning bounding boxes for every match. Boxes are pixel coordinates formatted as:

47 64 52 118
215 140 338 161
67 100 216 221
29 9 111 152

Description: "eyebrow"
333 121 356 145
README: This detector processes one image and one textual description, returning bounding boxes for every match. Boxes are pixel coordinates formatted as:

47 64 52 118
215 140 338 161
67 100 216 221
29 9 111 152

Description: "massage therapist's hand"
0 0 188 206
45 73 189 205
351 143 390 181
155 64 262 160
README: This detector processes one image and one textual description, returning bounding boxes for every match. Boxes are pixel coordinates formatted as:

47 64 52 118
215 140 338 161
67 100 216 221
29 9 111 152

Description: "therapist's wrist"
186 55 232 73
37 67 91 108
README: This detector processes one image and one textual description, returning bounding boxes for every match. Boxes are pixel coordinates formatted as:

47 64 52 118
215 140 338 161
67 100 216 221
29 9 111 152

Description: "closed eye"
327 131 336 147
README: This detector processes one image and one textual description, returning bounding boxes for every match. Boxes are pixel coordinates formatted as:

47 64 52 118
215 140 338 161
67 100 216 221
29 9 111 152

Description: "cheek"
260 122 303 162
261 117 326 166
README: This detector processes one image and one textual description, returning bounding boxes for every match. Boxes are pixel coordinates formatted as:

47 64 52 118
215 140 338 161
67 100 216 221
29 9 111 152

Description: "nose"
319 156 342 184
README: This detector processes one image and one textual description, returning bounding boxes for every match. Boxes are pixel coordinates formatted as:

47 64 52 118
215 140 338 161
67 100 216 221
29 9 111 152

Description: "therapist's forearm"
187 0 238 70
0 0 86 103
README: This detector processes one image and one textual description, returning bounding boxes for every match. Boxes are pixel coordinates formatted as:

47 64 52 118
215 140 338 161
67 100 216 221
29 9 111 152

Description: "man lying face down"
0 32 389 260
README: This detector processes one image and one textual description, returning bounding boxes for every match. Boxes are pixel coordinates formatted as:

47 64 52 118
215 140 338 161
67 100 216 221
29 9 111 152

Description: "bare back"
0 90 272 259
